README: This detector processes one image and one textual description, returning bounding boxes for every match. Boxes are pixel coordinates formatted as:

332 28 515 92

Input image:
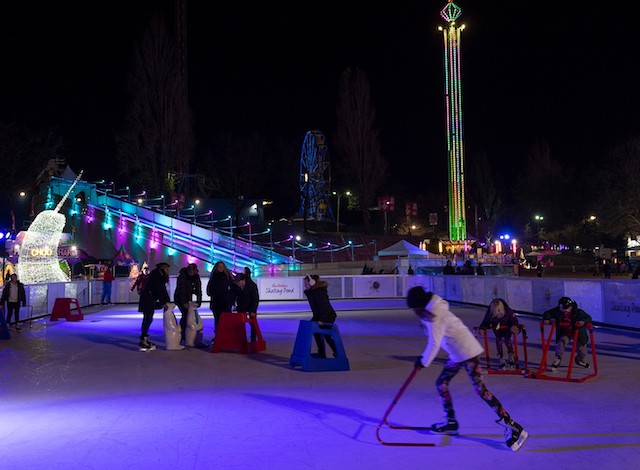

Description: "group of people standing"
132 260 338 356
134 261 259 351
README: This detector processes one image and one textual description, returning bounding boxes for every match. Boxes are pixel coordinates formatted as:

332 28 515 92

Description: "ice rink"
1 299 639 470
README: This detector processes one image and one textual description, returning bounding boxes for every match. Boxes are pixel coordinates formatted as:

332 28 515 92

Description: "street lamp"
534 214 544 244
332 190 351 233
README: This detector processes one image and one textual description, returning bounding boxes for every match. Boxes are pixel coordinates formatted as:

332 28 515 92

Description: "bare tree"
334 67 387 230
597 136 640 239
201 132 270 226
116 14 194 195
513 140 566 234
467 151 502 245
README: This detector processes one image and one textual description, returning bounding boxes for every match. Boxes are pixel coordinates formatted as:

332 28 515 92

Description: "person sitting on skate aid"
542 296 592 371
478 298 522 370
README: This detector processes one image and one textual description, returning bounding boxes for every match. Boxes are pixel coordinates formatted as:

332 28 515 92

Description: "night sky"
1 1 638 198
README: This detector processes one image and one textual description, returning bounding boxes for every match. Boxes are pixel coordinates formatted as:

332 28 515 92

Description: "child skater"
478 298 521 370
303 274 337 358
407 286 528 452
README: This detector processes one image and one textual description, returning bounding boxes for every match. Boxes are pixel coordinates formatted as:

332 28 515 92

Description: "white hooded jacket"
418 294 484 367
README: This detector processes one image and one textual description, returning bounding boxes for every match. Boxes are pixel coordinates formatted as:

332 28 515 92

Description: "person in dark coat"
137 262 171 351
1 273 27 330
206 261 234 339
443 260 455 275
233 272 260 341
303 274 337 358
542 296 593 370
174 263 202 338
461 260 475 275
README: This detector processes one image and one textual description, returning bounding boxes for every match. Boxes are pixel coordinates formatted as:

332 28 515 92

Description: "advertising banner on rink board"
257 277 302 300
353 276 395 298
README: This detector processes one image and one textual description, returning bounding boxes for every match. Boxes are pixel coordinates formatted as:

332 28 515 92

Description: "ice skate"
430 418 459 435
551 356 561 371
498 357 507 370
497 417 528 452
575 358 590 368
138 336 156 352
508 352 515 368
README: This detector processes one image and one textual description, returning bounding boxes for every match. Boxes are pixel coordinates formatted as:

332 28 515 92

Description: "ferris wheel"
299 130 332 221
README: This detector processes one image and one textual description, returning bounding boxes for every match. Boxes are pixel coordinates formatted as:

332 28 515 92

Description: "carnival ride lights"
299 130 331 222
438 1 467 241
17 171 84 284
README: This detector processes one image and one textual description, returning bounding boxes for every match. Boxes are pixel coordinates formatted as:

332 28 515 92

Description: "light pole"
534 214 544 244
332 190 351 233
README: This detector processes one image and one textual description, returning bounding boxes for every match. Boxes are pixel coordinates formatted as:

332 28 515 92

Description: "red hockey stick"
376 366 436 446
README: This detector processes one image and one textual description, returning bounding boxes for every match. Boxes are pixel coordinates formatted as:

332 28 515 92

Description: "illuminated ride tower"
439 1 466 242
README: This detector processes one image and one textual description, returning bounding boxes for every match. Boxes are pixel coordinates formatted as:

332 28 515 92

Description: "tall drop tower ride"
439 1 466 242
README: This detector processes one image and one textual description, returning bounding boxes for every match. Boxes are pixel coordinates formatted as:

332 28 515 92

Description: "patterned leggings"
435 356 510 420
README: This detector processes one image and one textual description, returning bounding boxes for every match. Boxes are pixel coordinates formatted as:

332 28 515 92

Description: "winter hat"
407 286 434 309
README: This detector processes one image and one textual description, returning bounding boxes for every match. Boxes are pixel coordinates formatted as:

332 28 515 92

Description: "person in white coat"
406 286 528 452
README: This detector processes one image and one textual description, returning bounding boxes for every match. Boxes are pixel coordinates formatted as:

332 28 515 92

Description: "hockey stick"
376 366 435 446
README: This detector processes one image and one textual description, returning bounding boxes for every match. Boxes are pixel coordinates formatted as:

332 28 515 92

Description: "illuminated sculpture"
299 130 331 222
439 1 467 241
17 171 83 284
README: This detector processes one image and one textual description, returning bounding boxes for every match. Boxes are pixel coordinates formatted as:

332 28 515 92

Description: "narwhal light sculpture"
17 171 83 284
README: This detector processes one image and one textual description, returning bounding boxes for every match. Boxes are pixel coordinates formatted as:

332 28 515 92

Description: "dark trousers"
6 302 20 324
210 299 230 336
313 324 336 356
140 307 155 339
177 303 189 337
101 281 112 304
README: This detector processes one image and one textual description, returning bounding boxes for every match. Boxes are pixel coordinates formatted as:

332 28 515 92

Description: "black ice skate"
497 417 528 452
430 419 459 435
551 356 561 371
138 336 156 352
574 358 590 368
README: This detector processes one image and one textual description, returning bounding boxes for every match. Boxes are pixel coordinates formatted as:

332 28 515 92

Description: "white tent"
377 240 432 257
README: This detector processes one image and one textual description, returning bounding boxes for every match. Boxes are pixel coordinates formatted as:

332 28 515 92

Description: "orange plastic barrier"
210 312 266 354
50 298 84 322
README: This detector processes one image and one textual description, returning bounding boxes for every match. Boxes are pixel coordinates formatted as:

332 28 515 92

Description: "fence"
21 274 640 331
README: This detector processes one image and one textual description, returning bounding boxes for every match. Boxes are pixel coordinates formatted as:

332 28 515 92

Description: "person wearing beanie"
406 286 528 452
542 296 592 370
304 274 337 358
